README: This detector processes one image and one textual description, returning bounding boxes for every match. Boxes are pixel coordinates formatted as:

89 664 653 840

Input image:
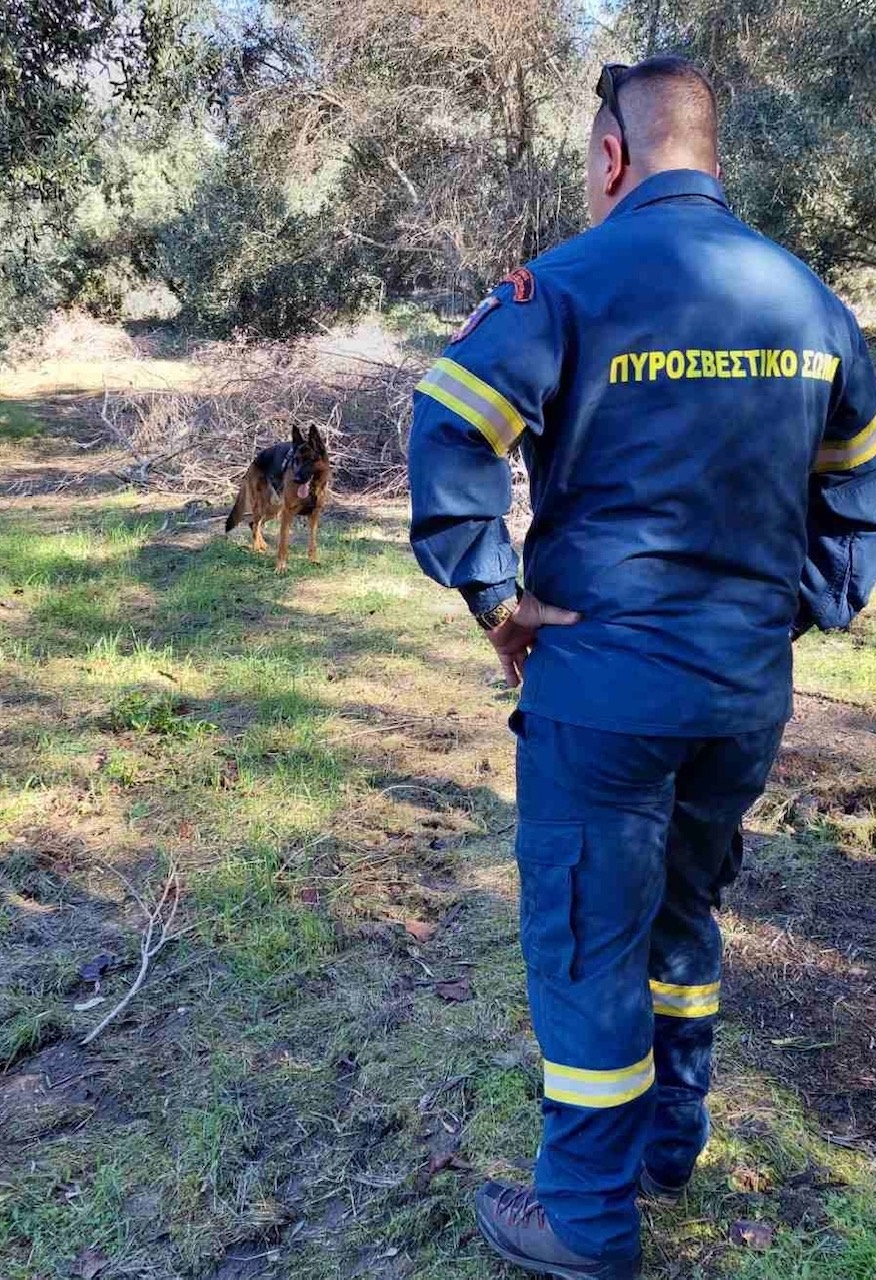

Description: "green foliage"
0 0 220 213
56 118 208 319
146 0 590 334
614 0 876 280
109 691 217 738
156 146 381 335
0 1 221 345
4 0 875 344
0 0 115 209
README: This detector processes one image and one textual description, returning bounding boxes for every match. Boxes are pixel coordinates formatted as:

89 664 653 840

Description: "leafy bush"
614 0 876 281
156 144 381 338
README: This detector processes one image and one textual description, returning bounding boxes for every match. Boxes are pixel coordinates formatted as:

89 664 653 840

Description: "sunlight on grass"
795 622 876 704
0 357 203 400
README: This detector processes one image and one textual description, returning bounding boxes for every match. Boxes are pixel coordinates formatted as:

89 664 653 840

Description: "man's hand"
486 591 581 688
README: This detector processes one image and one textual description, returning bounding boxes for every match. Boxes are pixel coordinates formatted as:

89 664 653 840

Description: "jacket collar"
606 169 728 222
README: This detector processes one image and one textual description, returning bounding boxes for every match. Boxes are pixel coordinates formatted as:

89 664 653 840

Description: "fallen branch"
80 863 181 1047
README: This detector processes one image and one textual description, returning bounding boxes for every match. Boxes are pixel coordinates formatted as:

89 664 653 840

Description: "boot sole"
475 1205 643 1280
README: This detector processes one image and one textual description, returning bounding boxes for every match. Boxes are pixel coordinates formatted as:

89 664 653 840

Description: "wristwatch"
475 597 519 631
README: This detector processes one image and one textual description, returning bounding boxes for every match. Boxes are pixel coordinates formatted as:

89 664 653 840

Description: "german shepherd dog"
225 425 331 571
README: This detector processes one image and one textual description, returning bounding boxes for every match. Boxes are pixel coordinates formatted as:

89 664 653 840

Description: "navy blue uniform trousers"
513 710 784 1261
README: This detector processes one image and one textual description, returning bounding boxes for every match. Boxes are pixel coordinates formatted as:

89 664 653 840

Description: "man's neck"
607 160 719 216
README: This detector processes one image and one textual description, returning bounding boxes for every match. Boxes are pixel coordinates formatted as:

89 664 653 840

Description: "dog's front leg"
276 507 293 573
307 512 320 563
251 520 268 553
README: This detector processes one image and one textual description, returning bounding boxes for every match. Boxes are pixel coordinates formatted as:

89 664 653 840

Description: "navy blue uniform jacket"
408 171 876 735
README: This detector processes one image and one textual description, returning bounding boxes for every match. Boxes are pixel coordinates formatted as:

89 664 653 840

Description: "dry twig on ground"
80 863 182 1047
93 321 531 520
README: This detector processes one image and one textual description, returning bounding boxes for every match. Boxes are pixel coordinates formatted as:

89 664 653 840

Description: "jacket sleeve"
797 314 876 633
407 275 565 615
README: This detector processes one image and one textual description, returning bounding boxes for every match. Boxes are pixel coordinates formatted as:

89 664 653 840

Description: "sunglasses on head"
596 62 631 164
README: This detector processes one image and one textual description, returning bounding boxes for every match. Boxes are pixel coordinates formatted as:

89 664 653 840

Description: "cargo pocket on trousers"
515 819 584 980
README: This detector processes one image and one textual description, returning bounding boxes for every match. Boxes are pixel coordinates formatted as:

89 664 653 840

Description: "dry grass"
0 311 203 401
30 311 531 522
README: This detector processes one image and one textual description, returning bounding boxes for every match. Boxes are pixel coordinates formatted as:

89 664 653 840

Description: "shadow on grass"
719 830 876 1141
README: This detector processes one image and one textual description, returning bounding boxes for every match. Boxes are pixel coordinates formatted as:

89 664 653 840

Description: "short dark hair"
596 55 718 170
615 55 716 104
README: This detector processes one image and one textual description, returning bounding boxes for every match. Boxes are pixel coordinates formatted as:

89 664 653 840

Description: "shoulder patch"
450 294 501 344
500 266 535 303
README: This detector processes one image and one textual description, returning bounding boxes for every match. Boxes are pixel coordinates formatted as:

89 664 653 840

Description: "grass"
794 617 876 703
0 401 44 440
1 422 876 1277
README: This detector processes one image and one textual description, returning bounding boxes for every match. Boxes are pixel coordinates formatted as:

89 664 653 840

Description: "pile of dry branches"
96 319 531 535
99 324 426 498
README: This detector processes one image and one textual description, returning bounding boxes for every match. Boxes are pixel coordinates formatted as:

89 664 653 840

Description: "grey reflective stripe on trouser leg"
543 1051 655 1108
650 980 720 1018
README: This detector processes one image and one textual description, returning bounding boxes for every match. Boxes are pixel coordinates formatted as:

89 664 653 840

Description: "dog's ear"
308 424 327 456
291 424 305 447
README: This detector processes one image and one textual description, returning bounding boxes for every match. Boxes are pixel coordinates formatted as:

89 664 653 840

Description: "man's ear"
292 424 305 446
602 133 626 196
308 423 326 456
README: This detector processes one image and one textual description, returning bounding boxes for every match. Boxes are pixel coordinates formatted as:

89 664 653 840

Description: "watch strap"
475 597 519 631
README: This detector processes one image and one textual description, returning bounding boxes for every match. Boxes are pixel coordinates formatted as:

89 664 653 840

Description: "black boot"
638 1166 689 1204
475 1181 643 1280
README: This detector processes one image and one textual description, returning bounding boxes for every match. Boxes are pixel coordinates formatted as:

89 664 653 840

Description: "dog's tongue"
297 482 310 499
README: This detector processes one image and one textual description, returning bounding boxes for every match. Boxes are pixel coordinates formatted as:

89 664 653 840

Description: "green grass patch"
193 851 337 981
795 626 876 703
109 690 217 738
0 401 44 439
0 1001 67 1069
382 300 456 356
0 1133 173 1280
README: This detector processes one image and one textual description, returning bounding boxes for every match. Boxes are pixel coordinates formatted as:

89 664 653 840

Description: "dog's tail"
225 482 248 533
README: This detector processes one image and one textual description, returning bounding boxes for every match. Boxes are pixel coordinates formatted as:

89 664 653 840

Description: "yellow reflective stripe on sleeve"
650 979 720 1018
416 356 525 457
815 411 876 473
543 1050 654 1109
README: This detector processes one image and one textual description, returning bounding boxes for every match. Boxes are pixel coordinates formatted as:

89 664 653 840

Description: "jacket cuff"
459 579 520 617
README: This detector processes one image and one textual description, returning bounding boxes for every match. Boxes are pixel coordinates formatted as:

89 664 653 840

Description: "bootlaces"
496 1185 547 1229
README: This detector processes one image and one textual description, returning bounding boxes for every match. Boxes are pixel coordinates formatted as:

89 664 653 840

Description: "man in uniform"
407 55 876 1280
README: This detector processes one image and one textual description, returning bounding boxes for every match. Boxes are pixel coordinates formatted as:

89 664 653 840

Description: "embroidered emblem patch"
450 294 501 344
501 266 535 303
